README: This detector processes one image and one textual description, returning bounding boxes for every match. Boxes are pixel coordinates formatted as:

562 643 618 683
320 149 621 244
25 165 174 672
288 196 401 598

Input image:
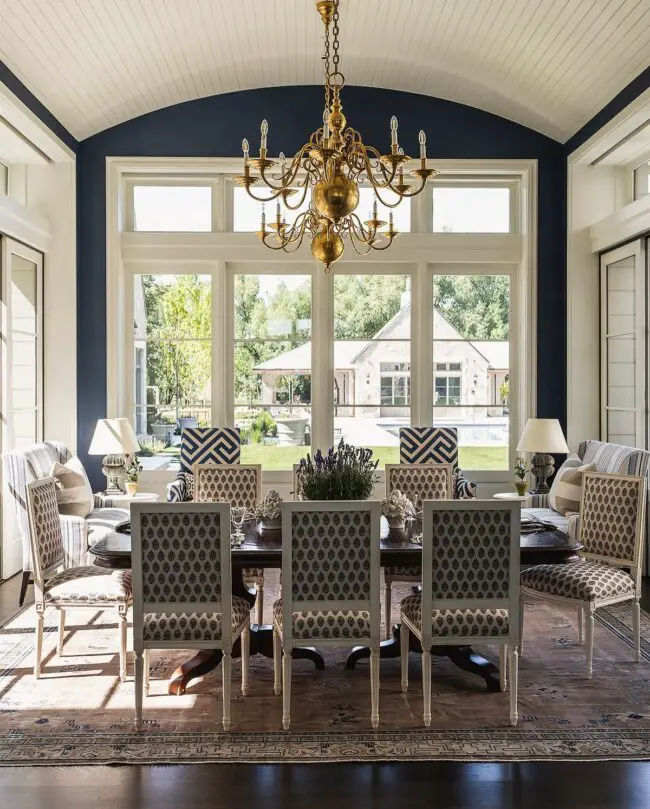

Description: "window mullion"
215 261 231 426
311 265 333 452
412 263 433 426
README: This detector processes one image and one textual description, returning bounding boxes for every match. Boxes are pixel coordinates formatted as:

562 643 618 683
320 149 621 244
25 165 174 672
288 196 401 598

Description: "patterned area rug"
1 571 650 765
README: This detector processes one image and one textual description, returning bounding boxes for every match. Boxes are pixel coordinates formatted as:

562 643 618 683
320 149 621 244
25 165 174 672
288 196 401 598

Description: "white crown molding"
0 194 50 251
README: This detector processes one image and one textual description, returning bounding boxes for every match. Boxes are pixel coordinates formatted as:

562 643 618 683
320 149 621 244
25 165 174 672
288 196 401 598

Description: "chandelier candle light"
236 0 437 271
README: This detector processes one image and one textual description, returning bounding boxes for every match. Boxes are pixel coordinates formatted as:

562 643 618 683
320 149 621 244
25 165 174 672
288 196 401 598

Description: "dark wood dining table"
91 516 580 696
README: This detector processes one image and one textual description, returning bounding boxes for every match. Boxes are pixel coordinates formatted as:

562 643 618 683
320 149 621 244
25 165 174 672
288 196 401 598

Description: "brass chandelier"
236 0 437 271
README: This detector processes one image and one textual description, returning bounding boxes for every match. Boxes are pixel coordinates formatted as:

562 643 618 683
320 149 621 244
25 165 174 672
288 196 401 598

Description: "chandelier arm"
348 212 377 243
260 213 310 251
244 186 287 203
257 144 313 192
283 181 311 211
348 232 373 256
367 234 397 251
386 172 429 198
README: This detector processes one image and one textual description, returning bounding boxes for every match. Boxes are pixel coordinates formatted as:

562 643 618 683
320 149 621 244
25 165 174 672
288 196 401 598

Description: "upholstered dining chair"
274 501 382 730
400 499 522 727
193 463 264 624
383 462 453 638
131 502 250 731
520 472 646 679
26 477 132 681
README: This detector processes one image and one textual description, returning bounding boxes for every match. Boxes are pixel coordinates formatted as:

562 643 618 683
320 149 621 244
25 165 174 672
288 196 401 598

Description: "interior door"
1 236 44 580
600 241 647 448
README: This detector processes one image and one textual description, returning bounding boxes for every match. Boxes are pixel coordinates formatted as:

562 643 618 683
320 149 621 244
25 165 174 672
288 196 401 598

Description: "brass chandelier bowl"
236 0 437 271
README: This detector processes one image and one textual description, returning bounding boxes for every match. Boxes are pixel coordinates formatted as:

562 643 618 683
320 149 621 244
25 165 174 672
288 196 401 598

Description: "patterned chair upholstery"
192 463 265 625
521 472 646 679
131 502 250 731
400 499 522 727
3 441 129 605
166 427 241 503
399 427 477 499
382 462 453 638
273 501 381 730
26 477 132 681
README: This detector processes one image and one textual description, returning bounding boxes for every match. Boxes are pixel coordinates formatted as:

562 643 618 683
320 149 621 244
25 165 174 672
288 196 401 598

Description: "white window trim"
106 157 537 489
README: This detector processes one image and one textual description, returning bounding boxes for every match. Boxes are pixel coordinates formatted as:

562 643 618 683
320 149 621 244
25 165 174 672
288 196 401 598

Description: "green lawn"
238 444 508 471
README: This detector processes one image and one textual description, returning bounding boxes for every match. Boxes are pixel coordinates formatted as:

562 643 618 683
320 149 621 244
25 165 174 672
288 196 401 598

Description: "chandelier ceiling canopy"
237 0 437 271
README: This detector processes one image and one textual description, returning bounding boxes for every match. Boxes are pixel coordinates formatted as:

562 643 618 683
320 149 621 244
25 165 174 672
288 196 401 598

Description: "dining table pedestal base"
344 625 501 693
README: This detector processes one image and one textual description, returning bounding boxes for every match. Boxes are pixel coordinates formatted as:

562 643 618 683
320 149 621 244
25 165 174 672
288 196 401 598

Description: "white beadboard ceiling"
0 0 649 143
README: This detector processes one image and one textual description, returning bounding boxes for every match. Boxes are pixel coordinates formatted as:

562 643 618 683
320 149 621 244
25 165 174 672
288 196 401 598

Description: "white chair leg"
118 608 128 683
422 649 432 728
370 649 380 729
384 580 392 639
519 598 525 656
34 608 44 679
400 623 410 693
633 599 641 662
586 607 595 679
57 609 66 657
282 651 292 730
578 606 585 645
134 650 144 730
255 584 264 626
273 628 282 696
222 650 232 731
508 646 519 726
241 624 250 696
499 645 508 692
144 649 150 695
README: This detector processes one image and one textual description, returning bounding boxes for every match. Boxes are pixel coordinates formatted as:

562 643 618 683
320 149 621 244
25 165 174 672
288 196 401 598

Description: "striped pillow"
549 454 594 516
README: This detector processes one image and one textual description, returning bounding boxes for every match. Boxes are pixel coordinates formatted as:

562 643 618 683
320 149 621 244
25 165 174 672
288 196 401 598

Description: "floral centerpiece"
513 455 529 496
124 456 142 497
381 489 415 530
253 489 283 531
296 440 379 501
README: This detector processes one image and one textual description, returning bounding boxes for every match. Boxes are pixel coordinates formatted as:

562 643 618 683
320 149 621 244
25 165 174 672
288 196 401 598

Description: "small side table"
493 491 531 503
95 491 160 508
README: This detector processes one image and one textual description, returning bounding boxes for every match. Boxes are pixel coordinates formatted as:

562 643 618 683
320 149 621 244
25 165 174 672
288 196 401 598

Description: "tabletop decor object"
254 489 283 531
381 489 416 530
516 418 569 495
124 456 142 497
88 417 140 494
296 440 378 501
513 455 529 496
237 0 436 271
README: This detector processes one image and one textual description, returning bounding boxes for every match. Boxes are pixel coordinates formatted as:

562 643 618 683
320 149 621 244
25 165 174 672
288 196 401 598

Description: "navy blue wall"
77 85 566 487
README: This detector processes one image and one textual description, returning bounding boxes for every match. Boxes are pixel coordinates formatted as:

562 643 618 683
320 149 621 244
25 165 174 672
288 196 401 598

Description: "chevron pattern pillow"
399 427 459 467
179 428 241 473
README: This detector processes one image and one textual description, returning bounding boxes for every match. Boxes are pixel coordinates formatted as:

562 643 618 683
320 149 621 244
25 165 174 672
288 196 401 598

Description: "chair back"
131 502 232 649
579 472 646 583
179 427 241 473
420 499 521 649
193 463 261 508
26 477 65 587
400 427 458 467
281 501 381 648
386 463 453 511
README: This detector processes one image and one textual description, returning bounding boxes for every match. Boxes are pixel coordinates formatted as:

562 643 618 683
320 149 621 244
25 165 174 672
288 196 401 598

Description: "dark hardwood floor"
1 573 650 808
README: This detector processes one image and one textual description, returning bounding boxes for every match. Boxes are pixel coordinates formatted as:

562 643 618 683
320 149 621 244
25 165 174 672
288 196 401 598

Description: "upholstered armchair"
400 499 521 726
3 441 130 605
166 427 241 503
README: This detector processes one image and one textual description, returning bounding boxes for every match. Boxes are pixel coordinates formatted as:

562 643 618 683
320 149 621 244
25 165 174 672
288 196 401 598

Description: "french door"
0 236 44 580
600 241 647 448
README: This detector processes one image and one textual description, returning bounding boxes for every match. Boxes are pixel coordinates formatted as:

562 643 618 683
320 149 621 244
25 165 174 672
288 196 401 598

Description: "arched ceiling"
0 0 648 143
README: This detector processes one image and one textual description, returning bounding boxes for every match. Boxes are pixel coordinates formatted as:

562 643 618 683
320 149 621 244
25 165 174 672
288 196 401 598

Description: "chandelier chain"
323 13 331 110
332 0 340 72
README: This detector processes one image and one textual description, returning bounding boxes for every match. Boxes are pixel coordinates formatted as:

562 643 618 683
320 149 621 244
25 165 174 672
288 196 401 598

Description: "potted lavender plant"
296 440 379 501
381 489 416 530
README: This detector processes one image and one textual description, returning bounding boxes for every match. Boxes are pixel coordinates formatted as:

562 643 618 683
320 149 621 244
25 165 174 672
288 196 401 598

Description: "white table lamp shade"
516 418 569 454
89 418 140 455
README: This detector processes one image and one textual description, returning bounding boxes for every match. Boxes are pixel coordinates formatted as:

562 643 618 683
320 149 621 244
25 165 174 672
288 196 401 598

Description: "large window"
134 274 211 460
433 273 510 470
116 161 532 477
334 274 411 467
234 274 312 468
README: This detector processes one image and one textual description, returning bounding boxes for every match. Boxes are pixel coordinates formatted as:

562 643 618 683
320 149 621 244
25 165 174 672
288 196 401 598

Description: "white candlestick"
323 108 330 141
260 119 268 151
419 130 426 160
390 116 399 147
